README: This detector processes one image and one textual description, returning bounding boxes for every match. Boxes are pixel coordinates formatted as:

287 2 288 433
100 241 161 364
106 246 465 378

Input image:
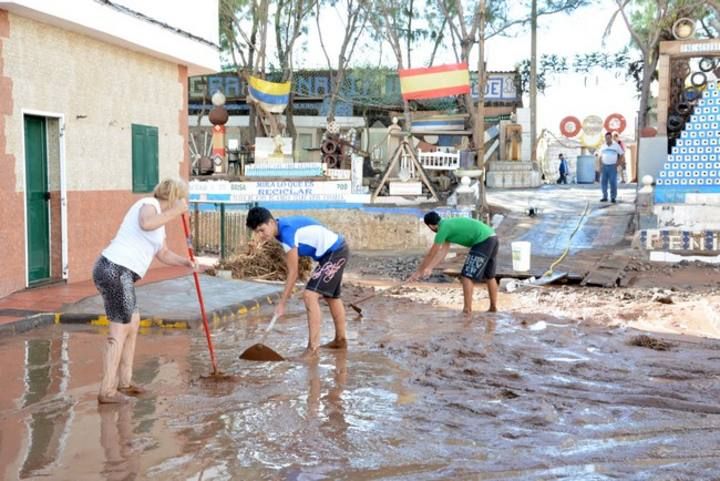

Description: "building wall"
0 10 189 297
0 0 219 75
0 9 24 297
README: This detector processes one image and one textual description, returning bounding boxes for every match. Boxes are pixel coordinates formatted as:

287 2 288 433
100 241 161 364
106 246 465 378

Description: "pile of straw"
213 239 313 281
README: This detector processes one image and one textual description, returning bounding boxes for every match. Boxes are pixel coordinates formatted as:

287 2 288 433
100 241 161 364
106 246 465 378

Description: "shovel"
525 270 568 287
239 314 285 361
349 281 405 315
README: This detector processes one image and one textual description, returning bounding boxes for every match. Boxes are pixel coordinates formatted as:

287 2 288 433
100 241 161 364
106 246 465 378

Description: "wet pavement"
488 184 637 258
2 289 720 480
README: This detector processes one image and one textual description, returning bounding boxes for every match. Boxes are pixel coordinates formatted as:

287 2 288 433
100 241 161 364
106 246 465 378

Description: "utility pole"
530 0 537 161
475 0 488 215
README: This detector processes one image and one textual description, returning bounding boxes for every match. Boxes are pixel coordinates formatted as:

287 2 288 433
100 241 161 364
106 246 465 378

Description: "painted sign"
680 42 720 54
245 162 323 177
641 229 720 252
189 180 351 202
189 71 520 105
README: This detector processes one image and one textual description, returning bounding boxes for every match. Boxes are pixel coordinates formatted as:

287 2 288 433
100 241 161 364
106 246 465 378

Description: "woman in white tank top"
92 178 194 404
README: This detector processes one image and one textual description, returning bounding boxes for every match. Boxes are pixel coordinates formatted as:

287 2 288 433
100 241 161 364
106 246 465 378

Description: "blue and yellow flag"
247 76 291 113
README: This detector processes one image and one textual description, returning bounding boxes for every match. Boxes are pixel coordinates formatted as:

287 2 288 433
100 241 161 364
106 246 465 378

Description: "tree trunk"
529 0 537 161
476 0 488 215
286 92 297 143
403 99 412 133
638 55 657 129
327 69 346 123
406 0 414 68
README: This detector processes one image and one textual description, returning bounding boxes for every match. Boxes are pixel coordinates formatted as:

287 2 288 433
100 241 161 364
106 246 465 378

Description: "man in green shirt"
409 211 499 314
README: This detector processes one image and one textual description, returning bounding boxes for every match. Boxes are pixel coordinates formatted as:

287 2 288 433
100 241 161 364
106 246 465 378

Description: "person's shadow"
98 403 141 481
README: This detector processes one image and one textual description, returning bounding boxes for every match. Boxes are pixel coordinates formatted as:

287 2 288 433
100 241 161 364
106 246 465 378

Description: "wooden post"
475 0 488 217
530 0 537 160
475 0 486 168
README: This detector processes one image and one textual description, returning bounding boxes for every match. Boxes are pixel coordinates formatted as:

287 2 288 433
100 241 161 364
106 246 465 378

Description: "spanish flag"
398 63 471 101
247 76 291 113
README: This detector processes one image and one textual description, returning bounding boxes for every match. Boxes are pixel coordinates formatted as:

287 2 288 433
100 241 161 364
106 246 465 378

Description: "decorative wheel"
603 113 626 134
559 116 581 137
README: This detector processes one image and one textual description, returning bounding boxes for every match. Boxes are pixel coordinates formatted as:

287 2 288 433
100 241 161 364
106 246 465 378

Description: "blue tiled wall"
655 81 720 203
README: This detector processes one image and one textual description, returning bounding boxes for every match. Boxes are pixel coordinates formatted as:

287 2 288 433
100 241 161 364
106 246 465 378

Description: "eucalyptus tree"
315 0 370 123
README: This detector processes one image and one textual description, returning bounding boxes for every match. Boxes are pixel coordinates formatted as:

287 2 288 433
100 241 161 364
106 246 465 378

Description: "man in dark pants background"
409 212 499 314
557 153 569 184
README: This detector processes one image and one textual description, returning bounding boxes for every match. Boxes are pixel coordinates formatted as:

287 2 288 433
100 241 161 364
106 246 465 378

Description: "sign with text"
190 180 351 202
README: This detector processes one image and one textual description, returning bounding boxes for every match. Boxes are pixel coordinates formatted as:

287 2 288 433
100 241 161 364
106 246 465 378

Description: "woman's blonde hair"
153 178 188 204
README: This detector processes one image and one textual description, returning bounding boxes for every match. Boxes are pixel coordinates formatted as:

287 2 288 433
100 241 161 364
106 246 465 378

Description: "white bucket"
511 241 531 272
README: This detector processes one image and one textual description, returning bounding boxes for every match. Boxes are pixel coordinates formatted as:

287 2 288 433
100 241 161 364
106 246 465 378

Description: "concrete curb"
0 313 56 338
0 291 284 338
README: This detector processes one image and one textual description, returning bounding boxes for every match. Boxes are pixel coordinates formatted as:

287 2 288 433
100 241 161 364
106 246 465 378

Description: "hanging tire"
699 57 715 73
676 102 692 116
321 140 338 154
323 154 339 168
691 71 707 87
667 115 684 132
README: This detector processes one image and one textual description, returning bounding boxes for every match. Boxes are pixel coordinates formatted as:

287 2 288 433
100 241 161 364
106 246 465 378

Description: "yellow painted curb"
52 292 281 331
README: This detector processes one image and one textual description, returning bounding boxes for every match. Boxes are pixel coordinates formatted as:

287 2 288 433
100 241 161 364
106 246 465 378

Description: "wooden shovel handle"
351 281 405 306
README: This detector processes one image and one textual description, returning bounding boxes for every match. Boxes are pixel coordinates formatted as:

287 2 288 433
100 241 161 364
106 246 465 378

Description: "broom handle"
258 314 278 345
352 281 405 306
181 213 219 374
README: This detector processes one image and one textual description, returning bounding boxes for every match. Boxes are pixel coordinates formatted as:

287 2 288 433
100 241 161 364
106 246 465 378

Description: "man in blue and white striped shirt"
247 207 349 360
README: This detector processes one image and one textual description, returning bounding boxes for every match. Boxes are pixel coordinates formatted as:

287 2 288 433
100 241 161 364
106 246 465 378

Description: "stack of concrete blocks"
637 81 720 255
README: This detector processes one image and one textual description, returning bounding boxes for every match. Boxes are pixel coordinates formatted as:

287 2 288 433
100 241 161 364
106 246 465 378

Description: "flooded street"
2 289 720 480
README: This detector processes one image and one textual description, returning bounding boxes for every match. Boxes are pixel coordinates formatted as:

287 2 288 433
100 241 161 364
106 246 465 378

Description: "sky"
297 1 632 70
293 1 639 138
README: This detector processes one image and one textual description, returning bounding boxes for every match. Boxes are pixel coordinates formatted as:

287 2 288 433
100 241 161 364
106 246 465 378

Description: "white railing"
418 151 461 170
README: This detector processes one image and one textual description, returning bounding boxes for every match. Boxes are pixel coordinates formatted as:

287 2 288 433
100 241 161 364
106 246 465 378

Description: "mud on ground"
2 258 720 480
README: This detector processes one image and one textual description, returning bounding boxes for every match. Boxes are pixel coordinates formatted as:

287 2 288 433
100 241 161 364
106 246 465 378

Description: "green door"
24 115 50 283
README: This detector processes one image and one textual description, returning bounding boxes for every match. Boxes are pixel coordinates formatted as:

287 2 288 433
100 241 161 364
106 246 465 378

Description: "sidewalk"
0 262 283 337
0 266 190 336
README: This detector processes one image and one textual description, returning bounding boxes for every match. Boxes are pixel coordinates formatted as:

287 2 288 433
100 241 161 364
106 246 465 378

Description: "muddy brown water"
1 295 720 480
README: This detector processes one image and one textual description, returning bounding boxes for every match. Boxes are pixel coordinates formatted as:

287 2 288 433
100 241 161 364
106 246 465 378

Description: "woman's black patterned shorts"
92 256 140 324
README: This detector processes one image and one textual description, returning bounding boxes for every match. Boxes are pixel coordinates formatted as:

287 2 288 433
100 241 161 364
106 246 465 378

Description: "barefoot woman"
93 179 194 403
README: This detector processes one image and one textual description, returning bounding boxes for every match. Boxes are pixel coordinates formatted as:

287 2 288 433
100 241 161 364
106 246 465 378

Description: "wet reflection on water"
98 404 140 481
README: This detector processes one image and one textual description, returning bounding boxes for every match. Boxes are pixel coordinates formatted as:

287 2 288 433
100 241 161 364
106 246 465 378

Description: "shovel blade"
239 343 285 362
531 271 568 286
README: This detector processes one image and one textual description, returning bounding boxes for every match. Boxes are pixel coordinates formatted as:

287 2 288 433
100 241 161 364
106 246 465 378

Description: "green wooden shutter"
132 124 159 193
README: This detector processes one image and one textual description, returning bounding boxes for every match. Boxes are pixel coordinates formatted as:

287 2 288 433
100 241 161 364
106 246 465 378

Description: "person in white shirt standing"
93 179 194 403
599 132 625 203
